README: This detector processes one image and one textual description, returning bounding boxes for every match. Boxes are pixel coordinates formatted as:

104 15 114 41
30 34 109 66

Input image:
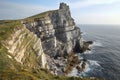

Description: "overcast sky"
0 0 120 25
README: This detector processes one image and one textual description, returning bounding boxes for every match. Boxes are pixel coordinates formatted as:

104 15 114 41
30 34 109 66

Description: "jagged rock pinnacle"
59 2 69 10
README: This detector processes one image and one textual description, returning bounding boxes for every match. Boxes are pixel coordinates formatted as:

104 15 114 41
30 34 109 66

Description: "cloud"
0 2 55 20
69 0 120 9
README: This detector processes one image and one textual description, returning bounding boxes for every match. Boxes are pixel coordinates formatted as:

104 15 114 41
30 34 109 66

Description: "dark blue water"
79 25 120 80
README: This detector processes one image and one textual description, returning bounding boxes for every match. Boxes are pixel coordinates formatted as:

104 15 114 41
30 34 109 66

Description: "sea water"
69 25 120 80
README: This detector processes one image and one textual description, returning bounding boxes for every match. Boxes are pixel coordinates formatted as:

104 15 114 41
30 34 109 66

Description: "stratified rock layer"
4 26 47 69
24 3 83 58
21 3 84 75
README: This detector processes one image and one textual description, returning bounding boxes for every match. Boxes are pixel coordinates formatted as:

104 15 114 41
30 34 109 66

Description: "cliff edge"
25 3 83 57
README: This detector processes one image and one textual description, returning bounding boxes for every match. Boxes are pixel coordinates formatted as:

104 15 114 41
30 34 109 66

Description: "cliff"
0 3 99 80
24 3 83 57
23 3 83 75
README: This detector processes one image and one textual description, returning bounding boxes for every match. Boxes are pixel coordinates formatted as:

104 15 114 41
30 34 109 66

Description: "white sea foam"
84 50 93 54
83 62 91 72
67 60 101 77
88 60 100 67
80 60 101 77
90 41 103 47
67 68 78 77
79 56 84 59
83 41 103 54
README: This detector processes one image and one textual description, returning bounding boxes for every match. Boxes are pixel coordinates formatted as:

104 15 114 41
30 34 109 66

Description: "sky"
0 0 120 25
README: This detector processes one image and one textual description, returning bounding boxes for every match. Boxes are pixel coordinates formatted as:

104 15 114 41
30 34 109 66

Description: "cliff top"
25 10 57 22
24 2 70 22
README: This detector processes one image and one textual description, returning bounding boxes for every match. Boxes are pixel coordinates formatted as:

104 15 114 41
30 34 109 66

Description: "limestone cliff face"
4 26 47 69
0 3 83 76
25 3 83 58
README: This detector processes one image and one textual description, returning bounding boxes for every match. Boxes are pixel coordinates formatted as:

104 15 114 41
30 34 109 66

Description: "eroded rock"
23 3 84 75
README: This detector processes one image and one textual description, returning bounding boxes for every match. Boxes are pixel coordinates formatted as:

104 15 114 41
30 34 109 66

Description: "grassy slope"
24 10 57 22
0 18 102 80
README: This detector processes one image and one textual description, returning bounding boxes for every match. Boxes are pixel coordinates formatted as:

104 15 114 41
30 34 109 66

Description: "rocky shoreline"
46 41 93 76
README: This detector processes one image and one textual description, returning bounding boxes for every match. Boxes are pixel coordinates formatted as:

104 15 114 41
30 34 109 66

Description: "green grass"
0 70 39 80
24 10 58 22
0 20 22 70
0 43 21 71
0 69 102 80
0 20 22 41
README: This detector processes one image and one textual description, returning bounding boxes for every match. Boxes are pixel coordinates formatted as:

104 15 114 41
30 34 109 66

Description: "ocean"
69 25 120 80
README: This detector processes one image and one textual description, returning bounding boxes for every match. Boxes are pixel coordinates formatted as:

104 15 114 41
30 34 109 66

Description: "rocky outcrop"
21 3 84 75
4 26 47 70
24 3 83 58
